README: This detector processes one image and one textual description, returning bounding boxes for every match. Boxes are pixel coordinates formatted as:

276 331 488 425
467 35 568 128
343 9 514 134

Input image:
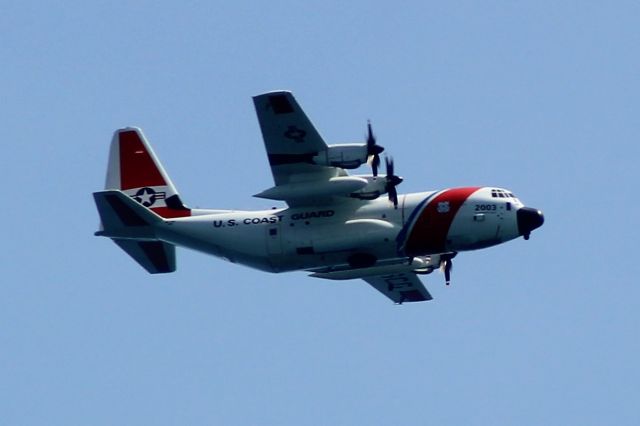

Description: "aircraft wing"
253 91 347 191
363 272 433 304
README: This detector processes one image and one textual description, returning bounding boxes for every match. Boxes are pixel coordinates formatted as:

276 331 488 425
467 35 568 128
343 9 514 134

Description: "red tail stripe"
119 131 167 190
151 207 191 218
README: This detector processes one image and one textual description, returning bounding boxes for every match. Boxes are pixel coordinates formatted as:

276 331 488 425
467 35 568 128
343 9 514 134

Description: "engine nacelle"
313 144 368 169
348 175 387 200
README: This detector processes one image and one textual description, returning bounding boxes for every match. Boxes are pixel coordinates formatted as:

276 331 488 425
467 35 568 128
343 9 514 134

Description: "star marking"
284 125 307 143
134 187 157 207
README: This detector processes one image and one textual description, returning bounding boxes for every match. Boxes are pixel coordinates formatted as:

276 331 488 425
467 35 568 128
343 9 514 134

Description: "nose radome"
517 207 544 239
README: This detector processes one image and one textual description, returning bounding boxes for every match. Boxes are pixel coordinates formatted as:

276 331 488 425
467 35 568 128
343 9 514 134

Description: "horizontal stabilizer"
93 190 162 239
112 240 176 274
94 190 176 274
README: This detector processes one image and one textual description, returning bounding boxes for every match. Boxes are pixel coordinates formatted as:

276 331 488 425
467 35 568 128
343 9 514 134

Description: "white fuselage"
154 187 525 274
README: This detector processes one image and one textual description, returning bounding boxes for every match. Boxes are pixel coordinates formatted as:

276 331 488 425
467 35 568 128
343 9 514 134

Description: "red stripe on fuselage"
403 187 481 256
119 131 167 190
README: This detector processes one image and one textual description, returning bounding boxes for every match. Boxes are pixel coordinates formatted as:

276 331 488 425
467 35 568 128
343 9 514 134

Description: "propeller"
385 157 403 208
366 121 385 176
441 259 452 285
439 253 457 285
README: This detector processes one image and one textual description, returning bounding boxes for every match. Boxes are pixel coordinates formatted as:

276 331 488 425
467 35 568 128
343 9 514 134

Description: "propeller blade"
385 156 394 177
388 185 398 208
444 259 452 285
370 154 380 176
384 157 402 209
366 121 384 177
439 253 456 286
367 121 375 147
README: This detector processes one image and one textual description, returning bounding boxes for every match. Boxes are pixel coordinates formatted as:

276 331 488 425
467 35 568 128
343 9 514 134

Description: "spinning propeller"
439 253 456 285
366 121 385 176
364 122 401 208
385 157 403 208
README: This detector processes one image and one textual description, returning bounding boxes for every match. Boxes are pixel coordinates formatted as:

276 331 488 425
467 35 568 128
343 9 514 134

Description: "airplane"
93 91 544 304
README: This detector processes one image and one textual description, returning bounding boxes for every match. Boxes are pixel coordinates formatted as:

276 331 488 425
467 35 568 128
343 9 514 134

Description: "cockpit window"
491 189 518 199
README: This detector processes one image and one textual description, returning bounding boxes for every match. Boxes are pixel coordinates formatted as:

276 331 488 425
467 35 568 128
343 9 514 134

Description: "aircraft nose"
517 207 544 240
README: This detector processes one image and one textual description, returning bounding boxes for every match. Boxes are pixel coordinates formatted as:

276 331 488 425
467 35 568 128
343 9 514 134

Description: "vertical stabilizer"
105 127 190 218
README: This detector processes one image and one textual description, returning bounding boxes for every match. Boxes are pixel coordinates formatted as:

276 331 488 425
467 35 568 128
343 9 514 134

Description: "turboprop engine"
313 122 385 174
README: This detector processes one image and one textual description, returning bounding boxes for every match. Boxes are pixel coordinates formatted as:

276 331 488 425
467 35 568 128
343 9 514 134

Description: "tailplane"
93 189 175 274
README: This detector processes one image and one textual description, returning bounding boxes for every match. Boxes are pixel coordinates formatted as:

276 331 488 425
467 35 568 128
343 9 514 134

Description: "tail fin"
96 127 188 274
105 127 190 218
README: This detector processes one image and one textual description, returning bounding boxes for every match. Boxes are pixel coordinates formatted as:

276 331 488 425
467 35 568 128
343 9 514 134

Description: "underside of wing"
363 272 433 304
253 91 364 207
309 257 437 304
253 91 339 185
252 91 392 207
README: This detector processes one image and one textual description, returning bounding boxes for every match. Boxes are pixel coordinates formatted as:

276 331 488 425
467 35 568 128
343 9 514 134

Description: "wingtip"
253 89 293 99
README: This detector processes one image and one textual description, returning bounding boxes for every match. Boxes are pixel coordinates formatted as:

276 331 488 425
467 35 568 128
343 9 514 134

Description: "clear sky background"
1 1 639 425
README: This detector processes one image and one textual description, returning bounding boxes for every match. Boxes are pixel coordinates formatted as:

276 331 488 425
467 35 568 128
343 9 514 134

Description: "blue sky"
2 1 639 424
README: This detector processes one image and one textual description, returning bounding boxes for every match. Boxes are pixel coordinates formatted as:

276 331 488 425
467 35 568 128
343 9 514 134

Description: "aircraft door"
266 225 283 256
265 224 285 272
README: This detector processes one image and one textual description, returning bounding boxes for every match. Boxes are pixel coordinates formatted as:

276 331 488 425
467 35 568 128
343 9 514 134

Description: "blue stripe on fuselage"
395 191 442 255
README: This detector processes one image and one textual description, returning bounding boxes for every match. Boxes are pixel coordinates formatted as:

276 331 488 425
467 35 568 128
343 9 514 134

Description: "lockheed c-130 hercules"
93 91 544 304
